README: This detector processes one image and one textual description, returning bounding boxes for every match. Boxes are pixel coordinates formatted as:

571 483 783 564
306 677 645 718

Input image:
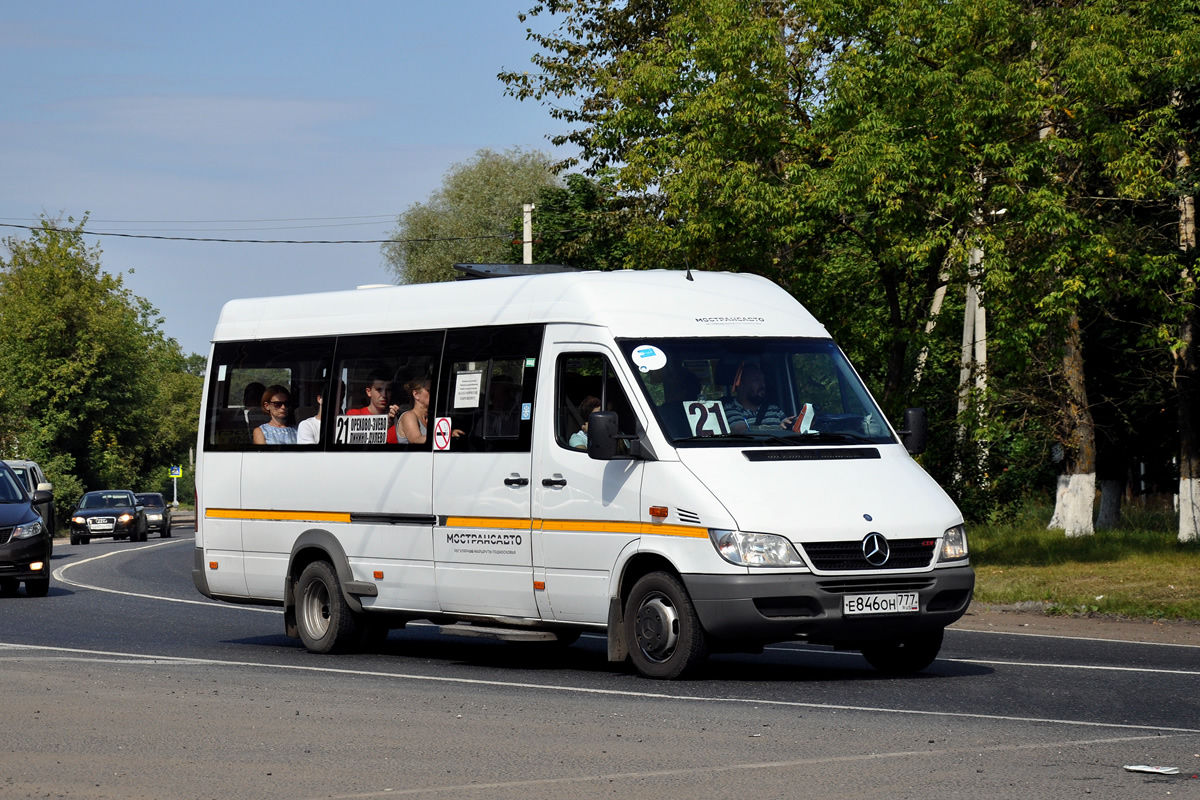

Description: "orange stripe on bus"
206 508 351 524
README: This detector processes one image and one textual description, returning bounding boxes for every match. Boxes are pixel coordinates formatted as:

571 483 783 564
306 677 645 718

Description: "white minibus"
193 268 973 679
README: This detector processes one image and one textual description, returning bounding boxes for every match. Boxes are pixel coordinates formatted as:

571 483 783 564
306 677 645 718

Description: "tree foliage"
0 216 202 508
502 0 1200 525
381 148 562 283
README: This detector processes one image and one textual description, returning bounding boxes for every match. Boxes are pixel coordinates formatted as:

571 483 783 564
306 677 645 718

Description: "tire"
0 578 19 596
295 560 360 654
860 629 944 675
161 527 172 538
24 577 50 598
70 534 80 546
623 571 708 679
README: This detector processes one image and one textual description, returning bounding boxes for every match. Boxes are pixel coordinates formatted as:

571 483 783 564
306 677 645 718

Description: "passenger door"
431 325 544 618
532 341 645 624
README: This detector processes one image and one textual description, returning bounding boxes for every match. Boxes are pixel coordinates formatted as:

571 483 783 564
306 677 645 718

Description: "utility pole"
522 203 535 265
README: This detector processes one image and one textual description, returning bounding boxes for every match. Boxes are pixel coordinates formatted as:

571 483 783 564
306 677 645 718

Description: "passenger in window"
347 371 399 444
396 380 430 444
723 363 787 432
297 388 324 445
569 396 601 449
252 385 299 445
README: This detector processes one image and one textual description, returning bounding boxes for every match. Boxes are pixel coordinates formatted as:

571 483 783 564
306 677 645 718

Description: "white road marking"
949 625 1200 649
943 657 1200 676
0 641 1197 735
53 538 280 614
318 732 1193 799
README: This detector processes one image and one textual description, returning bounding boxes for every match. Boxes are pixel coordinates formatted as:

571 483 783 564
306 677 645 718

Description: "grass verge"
969 503 1200 620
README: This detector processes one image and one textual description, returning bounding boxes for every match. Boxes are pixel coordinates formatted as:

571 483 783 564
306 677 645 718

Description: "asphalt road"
0 524 1197 799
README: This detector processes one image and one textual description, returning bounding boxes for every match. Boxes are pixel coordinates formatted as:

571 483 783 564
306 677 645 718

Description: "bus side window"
203 338 335 451
436 325 544 453
327 330 445 451
555 353 637 452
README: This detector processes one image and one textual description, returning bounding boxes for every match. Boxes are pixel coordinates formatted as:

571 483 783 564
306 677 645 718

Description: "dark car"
69 490 148 544
0 461 52 597
134 493 172 538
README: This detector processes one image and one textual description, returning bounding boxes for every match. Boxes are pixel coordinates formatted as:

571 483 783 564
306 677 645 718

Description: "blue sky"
1 2 569 356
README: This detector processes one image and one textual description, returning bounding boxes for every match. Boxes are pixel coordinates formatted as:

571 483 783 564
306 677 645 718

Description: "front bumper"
70 519 138 538
683 564 975 647
0 536 52 580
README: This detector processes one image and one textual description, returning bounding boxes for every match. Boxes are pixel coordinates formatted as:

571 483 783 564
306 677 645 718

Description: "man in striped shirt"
723 363 788 432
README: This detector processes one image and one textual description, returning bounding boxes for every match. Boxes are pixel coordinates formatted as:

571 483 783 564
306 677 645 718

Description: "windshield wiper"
671 432 760 444
789 431 881 445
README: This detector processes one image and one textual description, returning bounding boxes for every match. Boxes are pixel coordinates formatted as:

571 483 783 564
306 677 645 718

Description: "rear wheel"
24 577 50 597
860 629 944 675
623 571 708 680
295 561 360 654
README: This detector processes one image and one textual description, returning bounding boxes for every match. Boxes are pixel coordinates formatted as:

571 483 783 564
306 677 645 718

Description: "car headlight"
13 519 44 540
147 513 162 521
709 529 808 568
118 513 134 523
72 516 86 524
941 524 968 561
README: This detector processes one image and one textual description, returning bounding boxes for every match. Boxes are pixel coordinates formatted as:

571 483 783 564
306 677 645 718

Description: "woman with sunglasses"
252 384 299 445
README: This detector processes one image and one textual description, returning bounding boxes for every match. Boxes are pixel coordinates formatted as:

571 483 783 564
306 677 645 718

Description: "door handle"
542 476 568 487
504 475 530 487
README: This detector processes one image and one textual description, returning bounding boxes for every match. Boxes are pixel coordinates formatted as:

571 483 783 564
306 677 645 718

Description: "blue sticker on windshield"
631 344 667 373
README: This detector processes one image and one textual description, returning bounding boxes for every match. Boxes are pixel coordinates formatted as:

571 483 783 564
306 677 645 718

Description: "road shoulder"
952 601 1200 645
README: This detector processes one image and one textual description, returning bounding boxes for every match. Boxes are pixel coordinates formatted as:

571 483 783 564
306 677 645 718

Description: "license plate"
843 592 919 615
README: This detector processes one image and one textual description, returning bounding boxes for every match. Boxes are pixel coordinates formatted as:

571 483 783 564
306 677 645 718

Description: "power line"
1 214 399 224
0 222 514 245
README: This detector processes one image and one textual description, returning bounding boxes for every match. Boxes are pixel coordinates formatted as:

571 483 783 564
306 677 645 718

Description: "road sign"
169 465 183 478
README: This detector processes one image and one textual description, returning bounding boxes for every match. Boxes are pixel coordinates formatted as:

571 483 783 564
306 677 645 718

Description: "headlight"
941 524 968 561
147 513 162 521
13 519 44 540
72 516 86 524
118 513 134 523
709 529 808 568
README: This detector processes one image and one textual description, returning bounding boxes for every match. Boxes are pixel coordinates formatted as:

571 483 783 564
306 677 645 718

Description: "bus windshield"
618 337 894 447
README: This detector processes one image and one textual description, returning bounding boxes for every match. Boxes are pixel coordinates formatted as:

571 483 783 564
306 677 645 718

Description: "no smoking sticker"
433 417 453 451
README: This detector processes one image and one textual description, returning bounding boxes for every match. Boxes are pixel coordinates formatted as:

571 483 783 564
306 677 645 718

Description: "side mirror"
31 490 53 505
586 411 620 461
36 482 54 493
898 407 928 455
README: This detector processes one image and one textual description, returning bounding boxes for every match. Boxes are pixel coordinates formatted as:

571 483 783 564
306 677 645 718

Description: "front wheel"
295 561 360 654
0 578 19 596
24 577 50 597
623 571 708 680
860 629 944 675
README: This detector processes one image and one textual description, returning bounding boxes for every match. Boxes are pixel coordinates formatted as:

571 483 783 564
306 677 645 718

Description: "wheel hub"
301 581 332 638
634 593 679 662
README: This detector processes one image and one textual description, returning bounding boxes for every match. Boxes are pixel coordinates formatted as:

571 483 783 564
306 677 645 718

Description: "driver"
723 363 788 432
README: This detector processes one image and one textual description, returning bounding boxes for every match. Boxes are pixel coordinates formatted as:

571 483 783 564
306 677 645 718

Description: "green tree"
381 148 563 284
502 0 1199 530
0 216 198 507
